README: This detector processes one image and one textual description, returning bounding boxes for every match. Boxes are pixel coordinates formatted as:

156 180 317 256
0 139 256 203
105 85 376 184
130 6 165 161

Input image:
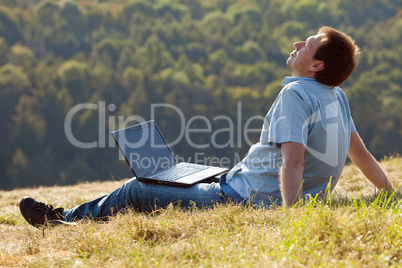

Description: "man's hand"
348 131 395 193
280 142 306 207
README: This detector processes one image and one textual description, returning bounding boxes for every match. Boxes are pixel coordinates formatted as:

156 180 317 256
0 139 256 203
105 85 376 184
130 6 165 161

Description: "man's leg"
63 177 224 221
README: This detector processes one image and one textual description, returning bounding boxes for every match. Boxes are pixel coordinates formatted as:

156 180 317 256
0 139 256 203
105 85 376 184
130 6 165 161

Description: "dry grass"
1 156 401 267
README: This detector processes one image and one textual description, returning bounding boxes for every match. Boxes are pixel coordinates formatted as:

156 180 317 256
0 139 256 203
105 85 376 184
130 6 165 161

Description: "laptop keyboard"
149 163 209 182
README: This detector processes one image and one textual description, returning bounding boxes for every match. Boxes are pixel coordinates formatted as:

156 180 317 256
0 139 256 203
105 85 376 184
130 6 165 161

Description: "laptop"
111 120 229 187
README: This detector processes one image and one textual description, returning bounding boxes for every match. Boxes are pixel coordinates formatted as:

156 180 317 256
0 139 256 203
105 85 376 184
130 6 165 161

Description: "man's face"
287 34 324 78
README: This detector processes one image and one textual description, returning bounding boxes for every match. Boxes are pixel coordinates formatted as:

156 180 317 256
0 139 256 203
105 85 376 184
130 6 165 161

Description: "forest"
0 0 401 189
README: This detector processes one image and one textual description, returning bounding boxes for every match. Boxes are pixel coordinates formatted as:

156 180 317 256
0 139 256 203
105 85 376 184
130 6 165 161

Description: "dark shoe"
19 197 69 227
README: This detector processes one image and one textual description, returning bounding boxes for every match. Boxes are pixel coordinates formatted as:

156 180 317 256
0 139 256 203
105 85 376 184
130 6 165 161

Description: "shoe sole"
19 197 36 226
19 197 77 227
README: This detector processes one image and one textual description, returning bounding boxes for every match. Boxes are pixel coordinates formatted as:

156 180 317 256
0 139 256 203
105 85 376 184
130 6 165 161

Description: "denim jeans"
63 177 225 221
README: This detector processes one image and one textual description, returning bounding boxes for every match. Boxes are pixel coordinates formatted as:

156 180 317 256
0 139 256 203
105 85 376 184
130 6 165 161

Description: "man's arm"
348 131 395 193
280 142 306 207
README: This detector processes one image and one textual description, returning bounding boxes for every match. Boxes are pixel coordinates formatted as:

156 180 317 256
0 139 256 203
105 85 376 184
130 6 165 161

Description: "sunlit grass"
0 156 401 267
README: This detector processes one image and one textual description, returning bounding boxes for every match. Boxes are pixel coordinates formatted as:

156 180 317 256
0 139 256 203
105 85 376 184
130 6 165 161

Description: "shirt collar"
282 76 316 86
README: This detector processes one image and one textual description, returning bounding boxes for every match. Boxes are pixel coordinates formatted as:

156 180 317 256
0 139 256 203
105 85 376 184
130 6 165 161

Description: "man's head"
287 26 360 87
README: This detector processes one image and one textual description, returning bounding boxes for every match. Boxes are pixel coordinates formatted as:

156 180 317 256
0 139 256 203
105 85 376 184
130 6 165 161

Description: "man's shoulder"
334 86 349 101
282 77 325 93
280 80 312 101
334 86 346 95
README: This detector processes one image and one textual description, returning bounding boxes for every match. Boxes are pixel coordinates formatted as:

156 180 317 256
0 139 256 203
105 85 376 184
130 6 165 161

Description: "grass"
0 156 401 267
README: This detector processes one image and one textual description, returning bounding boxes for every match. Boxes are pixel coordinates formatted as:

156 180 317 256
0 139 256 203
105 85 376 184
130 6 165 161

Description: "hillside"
0 156 401 267
1 0 401 189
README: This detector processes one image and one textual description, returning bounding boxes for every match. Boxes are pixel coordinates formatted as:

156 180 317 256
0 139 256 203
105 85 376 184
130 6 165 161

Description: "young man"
20 26 394 227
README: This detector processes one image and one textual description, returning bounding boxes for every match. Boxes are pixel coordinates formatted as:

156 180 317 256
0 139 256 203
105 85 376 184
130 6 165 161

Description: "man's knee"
123 177 141 190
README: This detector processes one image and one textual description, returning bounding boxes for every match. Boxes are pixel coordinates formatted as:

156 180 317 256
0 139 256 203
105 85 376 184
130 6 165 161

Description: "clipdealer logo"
64 102 263 150
64 101 341 167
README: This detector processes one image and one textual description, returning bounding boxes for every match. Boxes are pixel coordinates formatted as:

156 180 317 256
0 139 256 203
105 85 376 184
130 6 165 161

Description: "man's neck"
291 72 316 79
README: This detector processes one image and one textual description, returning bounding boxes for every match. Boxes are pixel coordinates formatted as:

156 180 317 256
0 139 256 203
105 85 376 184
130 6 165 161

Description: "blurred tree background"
0 0 401 189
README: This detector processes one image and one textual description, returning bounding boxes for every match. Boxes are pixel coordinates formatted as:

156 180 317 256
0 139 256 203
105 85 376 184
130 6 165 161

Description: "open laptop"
111 120 229 187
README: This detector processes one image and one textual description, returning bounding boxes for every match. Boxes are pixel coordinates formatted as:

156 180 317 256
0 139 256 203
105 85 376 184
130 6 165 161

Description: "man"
20 26 394 227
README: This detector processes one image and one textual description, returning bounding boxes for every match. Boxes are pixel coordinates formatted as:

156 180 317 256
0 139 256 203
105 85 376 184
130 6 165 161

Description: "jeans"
63 177 225 221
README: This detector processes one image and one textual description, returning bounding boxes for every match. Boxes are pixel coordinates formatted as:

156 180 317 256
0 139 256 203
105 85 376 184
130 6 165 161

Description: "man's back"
221 77 355 206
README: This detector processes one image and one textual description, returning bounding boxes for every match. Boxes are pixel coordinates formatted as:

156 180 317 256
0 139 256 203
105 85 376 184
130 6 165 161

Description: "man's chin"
286 58 292 68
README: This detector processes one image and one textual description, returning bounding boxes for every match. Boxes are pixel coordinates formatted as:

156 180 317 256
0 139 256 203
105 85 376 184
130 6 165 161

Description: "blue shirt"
220 77 356 206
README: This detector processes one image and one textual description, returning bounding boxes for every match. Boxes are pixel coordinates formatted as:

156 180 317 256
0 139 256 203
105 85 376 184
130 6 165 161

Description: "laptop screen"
112 121 176 178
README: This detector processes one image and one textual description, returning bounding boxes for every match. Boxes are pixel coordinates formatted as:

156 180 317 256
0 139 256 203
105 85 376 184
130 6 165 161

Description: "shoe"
19 197 68 228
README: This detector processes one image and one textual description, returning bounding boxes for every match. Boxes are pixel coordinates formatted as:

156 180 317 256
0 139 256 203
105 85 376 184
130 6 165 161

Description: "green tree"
123 0 154 21
178 0 205 19
201 11 233 38
155 2 188 21
59 1 87 43
0 37 7 65
208 49 230 75
0 7 23 45
8 44 36 70
233 41 265 64
57 60 91 103
34 0 59 24
143 35 175 72
0 64 31 188
93 38 125 67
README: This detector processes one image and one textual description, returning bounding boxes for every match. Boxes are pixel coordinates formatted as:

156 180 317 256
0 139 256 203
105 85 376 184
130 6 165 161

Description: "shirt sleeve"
338 87 356 134
350 116 356 133
267 87 310 147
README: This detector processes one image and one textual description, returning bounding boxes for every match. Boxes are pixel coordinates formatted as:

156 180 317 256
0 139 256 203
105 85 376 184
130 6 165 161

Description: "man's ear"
310 61 324 72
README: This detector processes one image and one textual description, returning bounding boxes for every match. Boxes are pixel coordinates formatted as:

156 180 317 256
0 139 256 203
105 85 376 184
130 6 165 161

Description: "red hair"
314 26 360 87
